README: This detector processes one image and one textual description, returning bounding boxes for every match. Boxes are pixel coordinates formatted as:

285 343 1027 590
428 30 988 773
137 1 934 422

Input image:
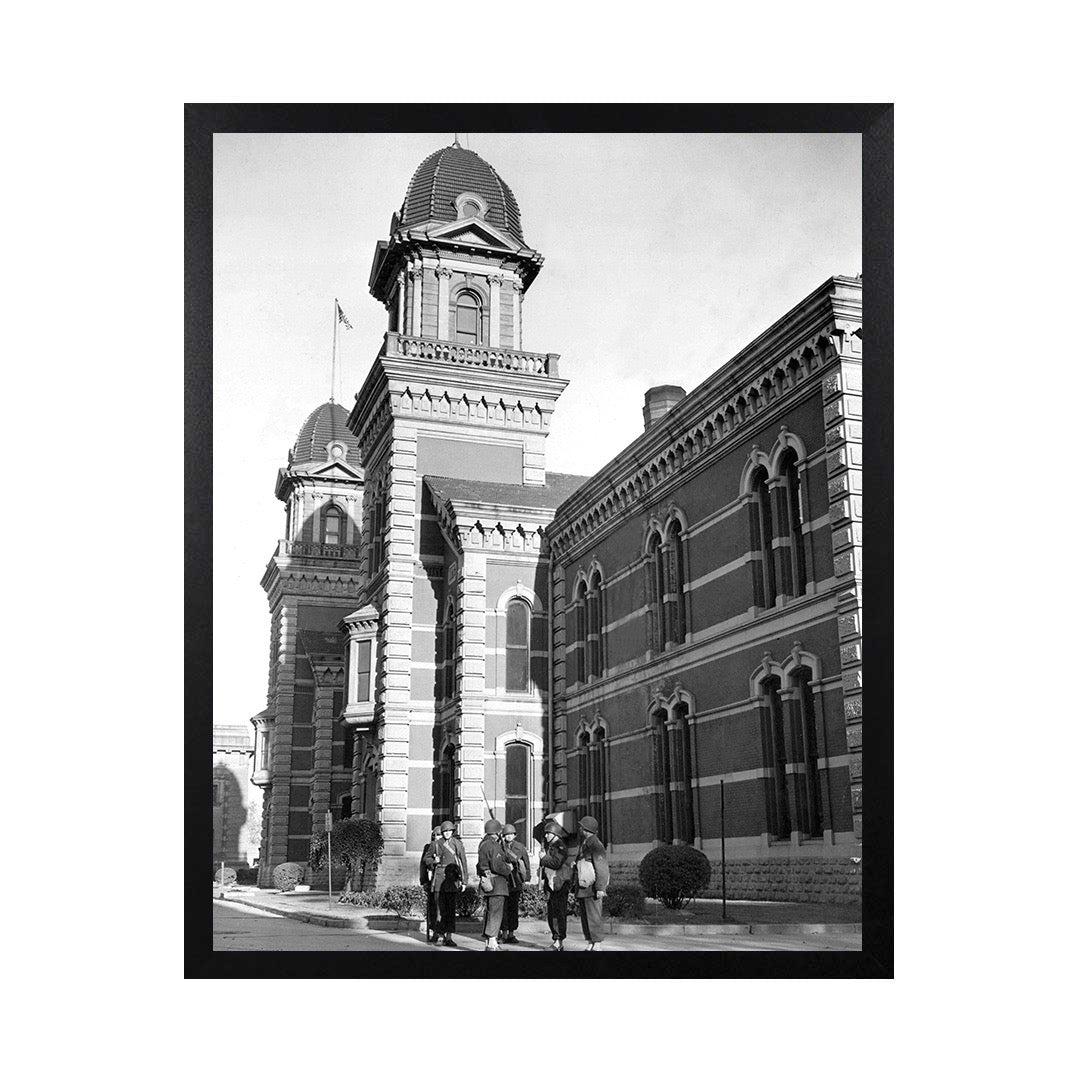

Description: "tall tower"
344 143 580 882
252 401 365 886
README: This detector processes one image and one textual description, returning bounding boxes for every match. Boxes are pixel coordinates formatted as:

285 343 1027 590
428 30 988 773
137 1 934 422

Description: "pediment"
424 217 519 251
306 459 364 482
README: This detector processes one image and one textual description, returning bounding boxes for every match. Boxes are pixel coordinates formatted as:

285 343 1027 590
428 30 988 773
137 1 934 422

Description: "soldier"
426 820 467 947
574 816 610 951
420 827 441 943
498 822 531 945
476 818 515 951
539 819 573 951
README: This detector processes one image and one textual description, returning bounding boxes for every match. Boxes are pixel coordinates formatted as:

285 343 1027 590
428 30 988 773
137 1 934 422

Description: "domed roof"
289 401 361 468
400 144 525 245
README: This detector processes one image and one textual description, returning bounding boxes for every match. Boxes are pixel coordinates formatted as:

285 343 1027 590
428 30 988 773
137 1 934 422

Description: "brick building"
249 141 863 901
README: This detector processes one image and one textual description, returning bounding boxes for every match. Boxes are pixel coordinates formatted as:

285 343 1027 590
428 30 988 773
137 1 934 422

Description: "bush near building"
213 867 238 887
603 884 647 918
272 862 306 892
639 846 712 910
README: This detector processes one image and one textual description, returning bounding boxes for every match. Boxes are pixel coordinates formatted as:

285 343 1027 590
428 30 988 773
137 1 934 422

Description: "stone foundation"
607 856 861 905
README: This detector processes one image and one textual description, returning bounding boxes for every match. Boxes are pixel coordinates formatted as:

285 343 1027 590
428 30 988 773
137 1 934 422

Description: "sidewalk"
214 886 861 938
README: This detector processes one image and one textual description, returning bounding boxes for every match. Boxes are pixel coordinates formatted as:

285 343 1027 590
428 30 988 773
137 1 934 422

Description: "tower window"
506 598 531 692
454 291 483 346
462 199 481 218
322 505 343 546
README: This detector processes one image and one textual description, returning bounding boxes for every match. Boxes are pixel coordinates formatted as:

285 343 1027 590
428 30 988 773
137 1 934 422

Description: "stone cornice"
427 488 551 556
548 278 861 560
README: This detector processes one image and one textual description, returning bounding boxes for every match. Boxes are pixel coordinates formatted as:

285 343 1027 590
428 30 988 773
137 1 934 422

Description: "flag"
336 301 352 330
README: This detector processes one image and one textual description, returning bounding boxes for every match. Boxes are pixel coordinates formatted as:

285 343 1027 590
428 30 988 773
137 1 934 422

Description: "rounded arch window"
461 199 481 218
506 597 531 692
322 504 343 546
454 290 483 346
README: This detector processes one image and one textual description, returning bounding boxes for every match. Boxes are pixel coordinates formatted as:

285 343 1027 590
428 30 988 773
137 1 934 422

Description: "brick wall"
606 855 860 904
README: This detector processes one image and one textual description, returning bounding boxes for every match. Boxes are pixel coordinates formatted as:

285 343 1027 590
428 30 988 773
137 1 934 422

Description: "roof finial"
453 132 461 148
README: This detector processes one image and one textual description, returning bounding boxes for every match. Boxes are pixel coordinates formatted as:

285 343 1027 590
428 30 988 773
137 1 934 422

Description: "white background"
3 5 1073 1076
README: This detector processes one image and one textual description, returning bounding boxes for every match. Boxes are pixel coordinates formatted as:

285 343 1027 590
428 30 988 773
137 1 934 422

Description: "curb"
218 894 860 938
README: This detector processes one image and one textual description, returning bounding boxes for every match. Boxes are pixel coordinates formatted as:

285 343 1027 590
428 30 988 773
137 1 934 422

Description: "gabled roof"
424 472 591 512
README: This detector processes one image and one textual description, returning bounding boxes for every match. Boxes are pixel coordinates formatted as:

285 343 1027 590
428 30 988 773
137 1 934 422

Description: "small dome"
400 144 525 245
289 401 361 467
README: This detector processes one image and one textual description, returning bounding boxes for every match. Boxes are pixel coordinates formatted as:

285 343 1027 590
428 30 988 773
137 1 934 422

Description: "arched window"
322 504 343 546
504 741 531 841
777 449 807 598
589 725 609 840
669 702 694 843
650 707 673 844
791 668 823 837
646 532 665 653
586 570 605 678
749 467 777 608
574 580 587 686
506 598 531 693
577 728 591 824
461 199 481 218
667 522 687 646
761 676 791 839
454 291 483 346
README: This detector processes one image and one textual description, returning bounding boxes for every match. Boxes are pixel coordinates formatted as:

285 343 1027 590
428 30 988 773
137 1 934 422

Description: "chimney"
643 385 686 431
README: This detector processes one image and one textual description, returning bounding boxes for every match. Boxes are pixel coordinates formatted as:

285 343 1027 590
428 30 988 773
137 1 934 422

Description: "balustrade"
385 332 558 377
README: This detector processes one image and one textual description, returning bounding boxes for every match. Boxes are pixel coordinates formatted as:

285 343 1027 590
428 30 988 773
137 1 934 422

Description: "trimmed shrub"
457 885 482 919
638 846 712 910
272 862 306 892
381 885 426 917
213 867 238 887
235 867 258 885
603 884 646 919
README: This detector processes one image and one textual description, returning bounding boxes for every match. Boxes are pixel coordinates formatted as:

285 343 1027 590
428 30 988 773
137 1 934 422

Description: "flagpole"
331 298 338 403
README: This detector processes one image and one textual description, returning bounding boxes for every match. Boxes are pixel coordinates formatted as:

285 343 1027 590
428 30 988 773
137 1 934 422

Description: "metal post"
720 780 727 920
326 810 334 909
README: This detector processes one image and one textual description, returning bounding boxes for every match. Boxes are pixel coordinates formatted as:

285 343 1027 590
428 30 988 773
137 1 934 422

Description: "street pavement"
213 900 860 952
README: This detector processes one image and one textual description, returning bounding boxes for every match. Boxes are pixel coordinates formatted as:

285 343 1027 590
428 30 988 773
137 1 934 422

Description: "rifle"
480 785 496 820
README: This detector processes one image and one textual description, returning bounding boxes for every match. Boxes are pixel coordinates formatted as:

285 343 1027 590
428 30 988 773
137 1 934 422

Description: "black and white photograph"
189 106 893 977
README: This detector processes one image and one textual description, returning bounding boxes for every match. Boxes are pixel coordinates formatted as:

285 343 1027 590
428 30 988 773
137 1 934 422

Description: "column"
436 266 452 339
377 430 419 878
345 494 357 545
396 271 405 333
310 493 322 546
511 280 522 350
822 329 863 843
486 274 502 347
409 266 423 338
457 544 488 870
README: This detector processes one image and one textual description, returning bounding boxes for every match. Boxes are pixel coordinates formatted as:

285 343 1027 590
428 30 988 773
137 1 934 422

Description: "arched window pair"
573 568 605 684
454 290 485 346
747 445 807 609
575 722 609 840
645 517 688 654
649 697 694 844
755 661 824 840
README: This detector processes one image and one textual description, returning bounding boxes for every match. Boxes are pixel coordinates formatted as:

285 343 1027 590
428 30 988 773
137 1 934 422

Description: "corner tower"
344 142 577 883
252 401 365 887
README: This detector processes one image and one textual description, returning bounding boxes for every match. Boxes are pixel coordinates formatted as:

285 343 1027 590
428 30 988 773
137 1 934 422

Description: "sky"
213 131 861 727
